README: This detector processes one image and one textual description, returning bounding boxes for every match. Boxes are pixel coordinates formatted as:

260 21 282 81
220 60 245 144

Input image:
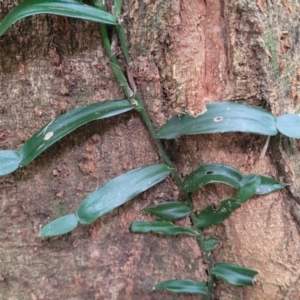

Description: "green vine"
0 0 294 298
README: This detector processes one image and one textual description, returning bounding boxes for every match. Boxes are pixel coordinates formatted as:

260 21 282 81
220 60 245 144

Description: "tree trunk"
0 0 300 299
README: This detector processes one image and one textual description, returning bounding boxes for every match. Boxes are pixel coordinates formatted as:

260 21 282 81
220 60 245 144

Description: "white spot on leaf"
214 116 223 122
44 132 54 140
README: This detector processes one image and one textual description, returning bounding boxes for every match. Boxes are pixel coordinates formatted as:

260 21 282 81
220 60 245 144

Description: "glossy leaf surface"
130 221 197 236
77 164 171 224
203 238 219 251
0 0 117 37
276 114 300 138
235 175 260 203
211 263 258 286
240 175 286 195
144 202 191 221
157 102 277 139
18 100 133 167
154 279 207 295
183 163 243 193
0 150 22 176
39 214 78 237
195 199 240 228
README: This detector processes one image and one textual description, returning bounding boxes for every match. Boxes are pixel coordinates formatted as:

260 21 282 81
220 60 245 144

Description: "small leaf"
235 175 261 203
130 221 197 236
195 199 240 228
211 263 258 286
154 279 208 295
276 114 300 138
144 202 191 221
183 163 243 193
0 150 22 176
0 0 117 37
39 214 78 237
76 164 171 224
203 238 219 251
240 174 286 195
18 100 133 167
157 102 277 139
113 0 123 15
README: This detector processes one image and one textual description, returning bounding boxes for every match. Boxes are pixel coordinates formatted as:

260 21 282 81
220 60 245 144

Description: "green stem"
99 18 213 299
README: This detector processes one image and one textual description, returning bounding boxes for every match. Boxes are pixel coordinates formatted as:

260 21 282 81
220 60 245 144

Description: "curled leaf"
0 0 117 37
183 163 243 193
235 175 260 203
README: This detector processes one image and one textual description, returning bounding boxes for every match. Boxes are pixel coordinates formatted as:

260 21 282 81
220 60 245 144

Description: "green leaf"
76 164 171 224
276 114 300 138
211 263 258 286
183 163 243 193
0 150 22 176
154 279 208 295
0 0 117 37
39 214 78 237
18 100 133 167
240 174 286 195
157 102 277 139
235 175 261 203
144 202 191 221
195 199 241 228
203 238 219 251
130 220 197 236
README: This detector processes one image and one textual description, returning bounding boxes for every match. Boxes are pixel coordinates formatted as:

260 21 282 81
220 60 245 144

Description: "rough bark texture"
1 0 300 299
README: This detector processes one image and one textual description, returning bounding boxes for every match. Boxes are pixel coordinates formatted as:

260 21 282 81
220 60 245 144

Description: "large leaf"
0 0 117 37
144 202 191 221
157 102 277 139
154 279 208 295
276 114 300 138
183 163 243 193
18 100 133 167
39 214 78 237
211 263 258 286
235 175 261 203
0 150 22 176
195 199 241 228
76 164 171 224
240 174 286 195
130 220 197 236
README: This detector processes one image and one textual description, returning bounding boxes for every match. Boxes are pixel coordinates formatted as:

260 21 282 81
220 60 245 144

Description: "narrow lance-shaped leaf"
240 174 286 195
39 214 78 237
144 202 191 221
195 199 241 228
130 220 197 236
18 100 133 167
157 102 277 139
211 263 258 286
76 164 171 224
154 279 208 295
0 150 22 176
183 163 243 193
0 0 117 37
276 114 300 138
235 175 261 203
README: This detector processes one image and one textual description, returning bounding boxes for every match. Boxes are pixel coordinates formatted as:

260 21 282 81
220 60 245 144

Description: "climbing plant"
0 0 296 298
